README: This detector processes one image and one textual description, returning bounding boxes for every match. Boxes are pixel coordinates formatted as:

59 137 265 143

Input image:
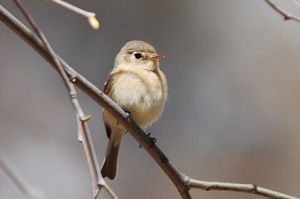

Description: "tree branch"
188 178 299 199
0 4 299 199
44 0 99 29
264 0 300 22
0 152 44 199
288 0 300 9
47 0 95 18
103 182 119 199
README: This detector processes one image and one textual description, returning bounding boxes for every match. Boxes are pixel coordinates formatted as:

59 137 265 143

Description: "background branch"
45 0 99 29
265 0 300 22
289 0 300 9
47 0 95 17
0 4 299 199
0 152 44 199
188 178 299 199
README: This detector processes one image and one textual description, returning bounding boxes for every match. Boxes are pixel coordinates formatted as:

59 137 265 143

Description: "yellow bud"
81 115 92 122
88 16 100 30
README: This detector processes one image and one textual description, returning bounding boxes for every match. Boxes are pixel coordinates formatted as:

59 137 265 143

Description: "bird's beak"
149 55 165 62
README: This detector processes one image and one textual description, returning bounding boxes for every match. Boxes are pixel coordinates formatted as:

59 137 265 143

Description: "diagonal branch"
0 152 44 199
188 178 299 199
0 4 299 199
264 0 300 22
47 0 95 17
103 182 119 199
44 0 100 29
288 0 300 9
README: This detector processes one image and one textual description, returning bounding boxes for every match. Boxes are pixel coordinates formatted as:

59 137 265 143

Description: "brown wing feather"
103 75 113 138
103 76 113 95
104 123 111 138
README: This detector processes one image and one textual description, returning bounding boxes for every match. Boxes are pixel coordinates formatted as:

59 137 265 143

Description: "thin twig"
45 0 100 29
103 182 119 199
265 0 300 22
47 0 95 17
0 4 299 199
0 152 44 199
188 178 299 199
10 1 107 198
288 0 300 9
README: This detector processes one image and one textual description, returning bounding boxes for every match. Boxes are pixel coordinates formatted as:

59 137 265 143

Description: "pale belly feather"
109 69 166 127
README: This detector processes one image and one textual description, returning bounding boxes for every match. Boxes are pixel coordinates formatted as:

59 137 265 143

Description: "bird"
101 40 168 179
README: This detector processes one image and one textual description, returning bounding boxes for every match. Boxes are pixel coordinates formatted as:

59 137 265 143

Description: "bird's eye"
134 53 142 59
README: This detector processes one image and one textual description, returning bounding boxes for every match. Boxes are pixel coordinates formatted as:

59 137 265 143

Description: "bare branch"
0 152 44 199
45 0 99 29
103 182 119 199
47 0 95 17
188 178 298 199
289 0 300 8
0 4 299 199
10 1 109 198
264 0 300 22
77 115 103 198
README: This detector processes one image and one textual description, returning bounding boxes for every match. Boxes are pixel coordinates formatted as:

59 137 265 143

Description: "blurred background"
1 0 300 198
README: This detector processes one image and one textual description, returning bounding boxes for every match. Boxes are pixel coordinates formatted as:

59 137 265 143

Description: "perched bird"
101 40 168 179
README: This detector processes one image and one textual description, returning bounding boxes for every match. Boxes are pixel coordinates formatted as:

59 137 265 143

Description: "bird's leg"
139 132 156 149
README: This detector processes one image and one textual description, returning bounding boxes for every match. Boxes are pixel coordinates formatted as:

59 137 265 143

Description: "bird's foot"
139 132 156 149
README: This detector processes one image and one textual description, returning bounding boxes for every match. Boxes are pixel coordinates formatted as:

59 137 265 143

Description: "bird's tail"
101 131 123 180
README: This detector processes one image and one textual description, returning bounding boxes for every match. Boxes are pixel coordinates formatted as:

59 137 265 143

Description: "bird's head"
115 40 165 71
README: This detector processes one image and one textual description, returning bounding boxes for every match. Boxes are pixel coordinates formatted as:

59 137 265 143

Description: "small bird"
101 40 168 179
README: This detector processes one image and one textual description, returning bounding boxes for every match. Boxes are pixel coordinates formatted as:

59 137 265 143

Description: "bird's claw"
148 133 157 146
139 133 156 148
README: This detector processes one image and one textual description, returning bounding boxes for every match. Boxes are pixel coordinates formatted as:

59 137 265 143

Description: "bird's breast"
108 68 167 127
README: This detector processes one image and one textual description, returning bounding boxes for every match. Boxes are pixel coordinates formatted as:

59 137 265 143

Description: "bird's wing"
103 74 114 138
104 75 113 95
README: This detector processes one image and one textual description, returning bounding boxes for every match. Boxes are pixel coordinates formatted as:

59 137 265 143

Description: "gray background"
1 0 300 198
